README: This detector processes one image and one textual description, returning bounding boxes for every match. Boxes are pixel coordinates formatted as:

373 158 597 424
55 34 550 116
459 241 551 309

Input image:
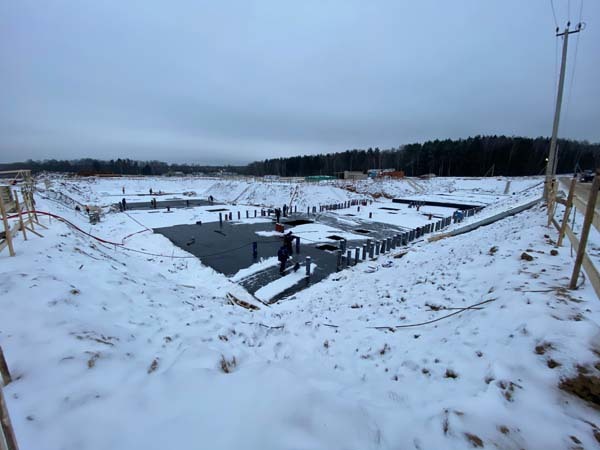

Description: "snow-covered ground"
44 175 541 210
2 176 600 450
345 176 541 200
46 175 366 210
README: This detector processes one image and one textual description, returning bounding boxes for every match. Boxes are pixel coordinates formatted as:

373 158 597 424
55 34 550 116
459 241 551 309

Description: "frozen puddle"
254 264 316 302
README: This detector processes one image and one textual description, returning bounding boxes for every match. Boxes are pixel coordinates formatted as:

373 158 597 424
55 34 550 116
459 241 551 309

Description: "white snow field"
2 176 600 450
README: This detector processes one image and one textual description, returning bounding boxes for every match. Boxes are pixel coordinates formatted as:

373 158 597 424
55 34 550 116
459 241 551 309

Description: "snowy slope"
1 179 600 450
44 176 365 211
349 176 542 201
43 175 541 212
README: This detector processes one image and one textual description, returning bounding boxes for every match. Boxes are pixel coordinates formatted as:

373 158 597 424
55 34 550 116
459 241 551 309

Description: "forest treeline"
1 136 598 177
241 136 599 177
0 158 243 176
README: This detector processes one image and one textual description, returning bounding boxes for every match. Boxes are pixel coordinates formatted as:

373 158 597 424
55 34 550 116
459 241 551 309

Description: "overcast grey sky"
1 0 599 164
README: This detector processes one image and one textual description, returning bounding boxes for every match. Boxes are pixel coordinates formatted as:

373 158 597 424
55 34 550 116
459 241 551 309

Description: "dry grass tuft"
220 355 237 373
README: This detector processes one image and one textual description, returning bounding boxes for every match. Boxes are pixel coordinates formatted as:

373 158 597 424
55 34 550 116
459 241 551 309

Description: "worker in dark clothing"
149 188 153 195
278 245 289 274
121 198 127 211
284 231 294 255
275 207 281 223
282 204 288 217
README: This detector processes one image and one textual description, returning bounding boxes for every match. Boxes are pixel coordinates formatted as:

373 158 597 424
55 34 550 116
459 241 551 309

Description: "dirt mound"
560 369 600 409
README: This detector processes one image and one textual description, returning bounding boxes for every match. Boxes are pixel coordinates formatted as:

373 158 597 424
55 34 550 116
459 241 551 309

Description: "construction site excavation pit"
120 198 214 210
154 212 408 303
282 219 314 226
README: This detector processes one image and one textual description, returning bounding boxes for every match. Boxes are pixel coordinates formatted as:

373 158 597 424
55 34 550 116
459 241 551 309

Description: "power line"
369 298 497 330
564 0 585 135
564 32 581 123
550 0 559 28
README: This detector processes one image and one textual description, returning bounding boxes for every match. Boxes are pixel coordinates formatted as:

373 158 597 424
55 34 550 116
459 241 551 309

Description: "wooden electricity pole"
544 22 583 200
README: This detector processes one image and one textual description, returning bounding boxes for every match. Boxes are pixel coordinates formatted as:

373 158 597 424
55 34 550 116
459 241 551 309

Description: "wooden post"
557 176 577 247
22 191 34 231
0 419 6 450
23 194 34 232
0 385 19 450
24 191 38 224
547 178 557 227
0 194 15 257
12 193 26 242
570 170 600 289
0 347 10 386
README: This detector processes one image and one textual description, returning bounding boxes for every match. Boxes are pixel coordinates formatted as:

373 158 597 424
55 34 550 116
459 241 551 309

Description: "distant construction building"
368 169 404 179
343 171 368 180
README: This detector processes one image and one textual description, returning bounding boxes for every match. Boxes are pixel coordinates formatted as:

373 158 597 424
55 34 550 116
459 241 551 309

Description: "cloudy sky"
1 0 599 164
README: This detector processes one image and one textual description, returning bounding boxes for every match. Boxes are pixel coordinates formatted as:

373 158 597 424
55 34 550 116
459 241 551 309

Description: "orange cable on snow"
9 209 283 260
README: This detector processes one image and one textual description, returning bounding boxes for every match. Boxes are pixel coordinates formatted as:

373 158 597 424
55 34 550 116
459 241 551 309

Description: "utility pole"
544 22 583 200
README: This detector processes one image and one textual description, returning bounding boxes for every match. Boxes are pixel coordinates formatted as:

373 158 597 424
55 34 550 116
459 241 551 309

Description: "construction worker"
275 207 281 223
284 231 294 255
277 245 289 274
282 204 288 217
121 198 127 211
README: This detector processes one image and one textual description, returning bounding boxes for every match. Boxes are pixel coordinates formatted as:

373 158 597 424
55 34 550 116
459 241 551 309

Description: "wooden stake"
0 348 10 386
0 425 6 450
557 176 577 247
26 191 39 225
12 193 26 242
0 385 19 450
23 226 42 238
570 169 600 289
21 190 34 232
547 178 557 227
0 195 15 257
